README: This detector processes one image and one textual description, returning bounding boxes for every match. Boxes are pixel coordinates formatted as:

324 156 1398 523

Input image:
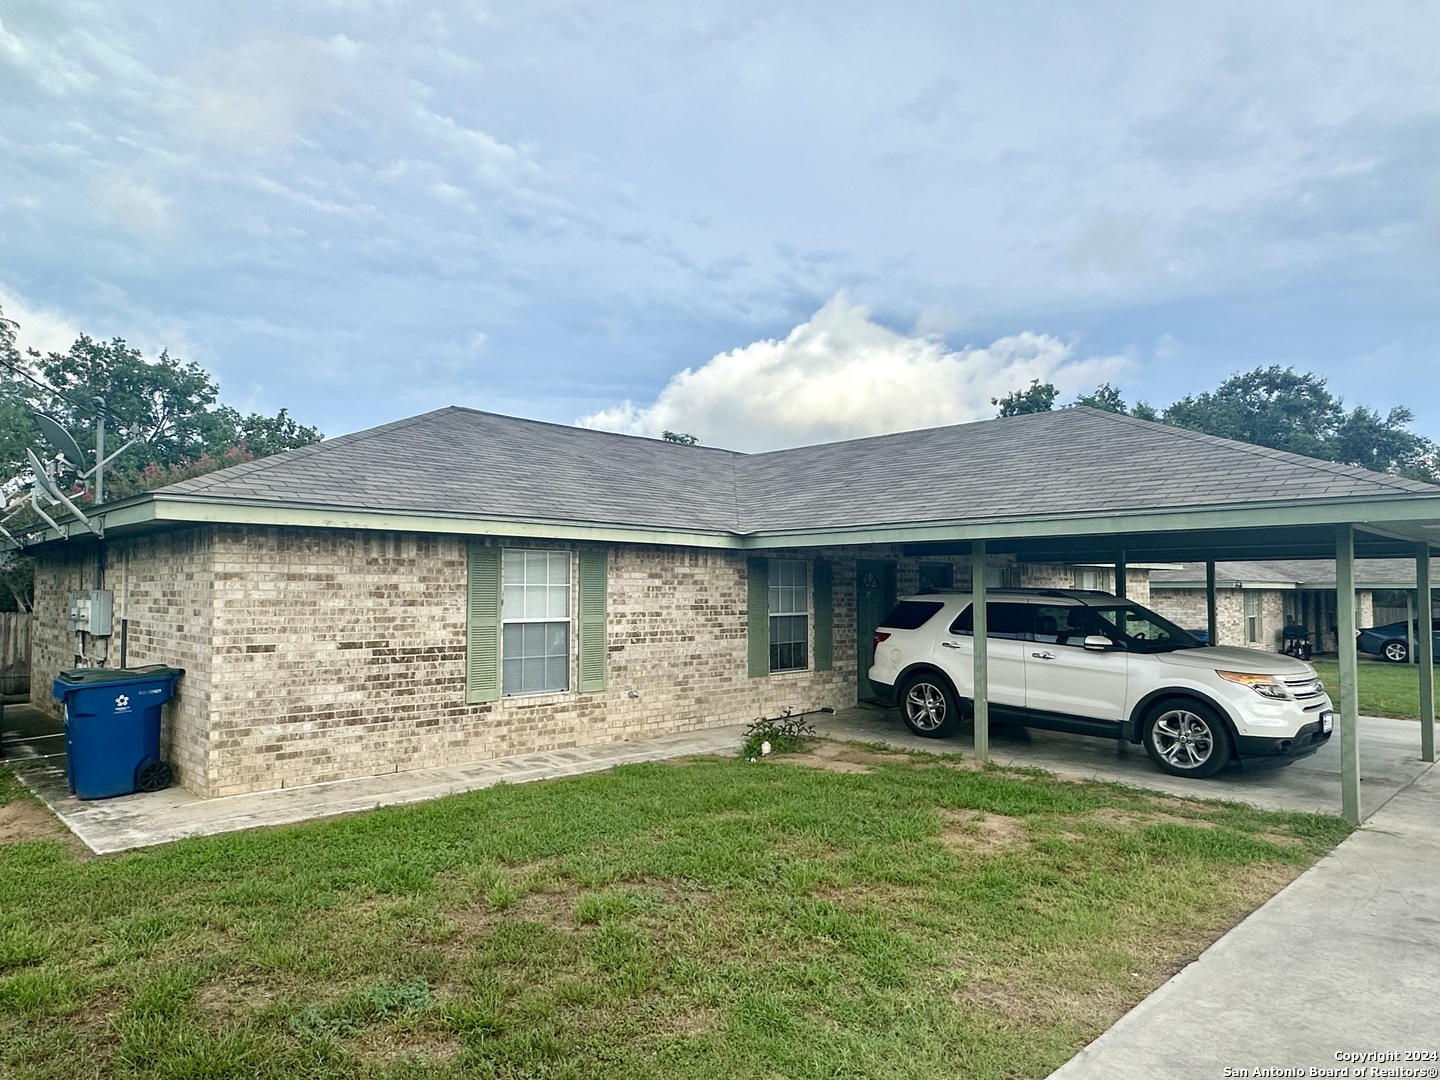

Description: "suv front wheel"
899 672 961 738
1142 700 1233 779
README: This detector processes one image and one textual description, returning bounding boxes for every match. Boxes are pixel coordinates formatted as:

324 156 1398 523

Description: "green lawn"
0 746 1351 1080
1310 660 1423 719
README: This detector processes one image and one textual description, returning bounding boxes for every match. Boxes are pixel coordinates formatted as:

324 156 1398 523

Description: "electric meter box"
67 590 114 636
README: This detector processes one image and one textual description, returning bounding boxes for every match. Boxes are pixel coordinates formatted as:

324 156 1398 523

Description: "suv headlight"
1216 670 1290 699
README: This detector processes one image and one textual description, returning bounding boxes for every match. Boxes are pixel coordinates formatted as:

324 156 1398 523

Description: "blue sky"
2 1 1438 451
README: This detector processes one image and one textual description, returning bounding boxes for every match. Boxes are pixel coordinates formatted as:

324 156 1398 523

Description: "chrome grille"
1284 675 1325 700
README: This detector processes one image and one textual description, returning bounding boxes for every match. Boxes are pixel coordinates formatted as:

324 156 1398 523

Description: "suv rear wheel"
1142 700 1232 778
899 672 961 738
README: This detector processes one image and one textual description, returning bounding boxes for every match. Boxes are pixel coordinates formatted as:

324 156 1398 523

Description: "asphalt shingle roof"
156 406 1440 535
1151 559 1440 587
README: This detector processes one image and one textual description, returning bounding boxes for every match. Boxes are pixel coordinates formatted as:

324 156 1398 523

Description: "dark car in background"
1356 619 1440 663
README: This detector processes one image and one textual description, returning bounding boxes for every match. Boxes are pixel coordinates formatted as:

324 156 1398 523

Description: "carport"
903 516 1438 824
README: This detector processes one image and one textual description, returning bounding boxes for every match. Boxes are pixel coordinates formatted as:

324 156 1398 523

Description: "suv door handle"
1031 651 1056 660
941 641 964 650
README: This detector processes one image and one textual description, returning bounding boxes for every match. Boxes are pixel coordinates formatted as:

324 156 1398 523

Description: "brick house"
1148 559 1440 653
21 406 1440 798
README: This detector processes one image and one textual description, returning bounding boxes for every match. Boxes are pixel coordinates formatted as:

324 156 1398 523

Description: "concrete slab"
0 703 65 765
819 705 1434 818
17 725 749 855
1047 764 1440 1079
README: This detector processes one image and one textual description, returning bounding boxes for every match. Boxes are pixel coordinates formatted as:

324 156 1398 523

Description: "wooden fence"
1 612 31 698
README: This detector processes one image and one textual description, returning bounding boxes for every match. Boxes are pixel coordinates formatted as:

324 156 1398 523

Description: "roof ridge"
155 409 446 495
449 405 743 459
1069 406 1436 493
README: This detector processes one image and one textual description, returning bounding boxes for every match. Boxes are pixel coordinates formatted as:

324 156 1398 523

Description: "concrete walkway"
1048 763 1440 1079
12 722 749 855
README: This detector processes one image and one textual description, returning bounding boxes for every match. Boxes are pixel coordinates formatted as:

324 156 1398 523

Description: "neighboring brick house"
19 406 1440 797
1148 559 1440 653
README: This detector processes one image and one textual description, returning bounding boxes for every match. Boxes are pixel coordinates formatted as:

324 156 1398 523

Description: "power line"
0 355 137 431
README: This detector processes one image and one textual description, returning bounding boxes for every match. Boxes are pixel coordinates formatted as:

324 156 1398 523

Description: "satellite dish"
33 413 87 472
26 448 63 502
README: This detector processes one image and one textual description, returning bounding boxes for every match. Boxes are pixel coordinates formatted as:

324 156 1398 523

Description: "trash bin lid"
54 665 186 686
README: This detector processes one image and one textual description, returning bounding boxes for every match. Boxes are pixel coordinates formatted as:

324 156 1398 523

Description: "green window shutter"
466 546 502 703
747 557 770 677
812 559 833 671
578 548 608 692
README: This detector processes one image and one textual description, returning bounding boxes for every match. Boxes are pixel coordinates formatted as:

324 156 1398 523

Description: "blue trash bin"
52 666 184 800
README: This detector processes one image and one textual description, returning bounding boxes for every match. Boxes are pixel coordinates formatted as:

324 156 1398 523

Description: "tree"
0 309 31 485
992 380 1057 417
0 305 322 500
1068 382 1159 421
661 430 698 445
1161 366 1435 479
0 304 324 609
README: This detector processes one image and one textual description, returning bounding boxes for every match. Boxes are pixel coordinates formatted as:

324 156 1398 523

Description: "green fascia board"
9 490 1440 557
1158 578 1426 591
1152 580 1301 591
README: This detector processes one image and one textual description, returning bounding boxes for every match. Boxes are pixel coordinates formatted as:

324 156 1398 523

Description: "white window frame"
1245 591 1262 644
768 558 810 673
501 548 573 697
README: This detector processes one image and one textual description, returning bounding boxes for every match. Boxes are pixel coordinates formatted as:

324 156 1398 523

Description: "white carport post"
1336 525 1361 824
972 540 990 764
1418 544 1435 763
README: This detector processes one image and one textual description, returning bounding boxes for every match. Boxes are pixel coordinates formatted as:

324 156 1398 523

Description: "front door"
856 560 896 701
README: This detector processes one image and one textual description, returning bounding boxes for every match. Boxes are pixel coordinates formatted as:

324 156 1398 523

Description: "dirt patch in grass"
955 976 1130 1030
196 979 278 1020
660 1006 719 1036
939 809 1030 852
352 1024 462 1066
0 795 88 856
1084 806 1219 830
774 741 924 774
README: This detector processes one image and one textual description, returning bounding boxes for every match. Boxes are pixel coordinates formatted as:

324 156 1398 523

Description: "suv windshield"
1071 604 1202 653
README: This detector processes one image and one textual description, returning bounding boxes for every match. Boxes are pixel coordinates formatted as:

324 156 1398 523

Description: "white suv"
867 589 1334 778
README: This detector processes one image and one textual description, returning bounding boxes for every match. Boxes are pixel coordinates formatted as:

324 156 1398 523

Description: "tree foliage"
0 305 322 502
1161 366 1434 479
661 430 699 445
991 367 1436 482
991 379 1057 416
1 305 324 609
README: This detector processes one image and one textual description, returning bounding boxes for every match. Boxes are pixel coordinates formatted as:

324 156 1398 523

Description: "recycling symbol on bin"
115 694 130 710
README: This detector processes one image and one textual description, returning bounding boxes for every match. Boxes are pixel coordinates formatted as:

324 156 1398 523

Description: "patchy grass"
0 745 1352 1079
1311 659 1424 719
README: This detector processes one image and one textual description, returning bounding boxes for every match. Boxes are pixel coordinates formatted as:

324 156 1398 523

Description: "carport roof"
16 405 1440 557
1150 558 1440 589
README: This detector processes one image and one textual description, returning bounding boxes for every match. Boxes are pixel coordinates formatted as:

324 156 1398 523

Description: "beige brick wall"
30 530 216 794
199 528 871 796
1149 587 1376 652
23 526 1170 798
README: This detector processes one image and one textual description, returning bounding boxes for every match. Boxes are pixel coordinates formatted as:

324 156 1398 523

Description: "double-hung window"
1244 591 1262 645
502 550 571 696
768 558 809 672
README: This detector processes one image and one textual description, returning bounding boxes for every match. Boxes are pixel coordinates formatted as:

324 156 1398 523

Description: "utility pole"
94 396 106 506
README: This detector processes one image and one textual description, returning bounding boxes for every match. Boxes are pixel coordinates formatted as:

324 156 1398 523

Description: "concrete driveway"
816 704 1434 819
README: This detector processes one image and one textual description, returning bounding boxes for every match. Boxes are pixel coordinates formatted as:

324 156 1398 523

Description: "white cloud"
179 38 345 154
0 285 84 355
97 176 172 236
579 295 1129 452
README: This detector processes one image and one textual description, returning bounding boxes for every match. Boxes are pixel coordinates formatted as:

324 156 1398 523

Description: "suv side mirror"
1082 635 1116 651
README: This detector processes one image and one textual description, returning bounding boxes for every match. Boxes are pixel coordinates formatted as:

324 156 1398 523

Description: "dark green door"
855 560 897 701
